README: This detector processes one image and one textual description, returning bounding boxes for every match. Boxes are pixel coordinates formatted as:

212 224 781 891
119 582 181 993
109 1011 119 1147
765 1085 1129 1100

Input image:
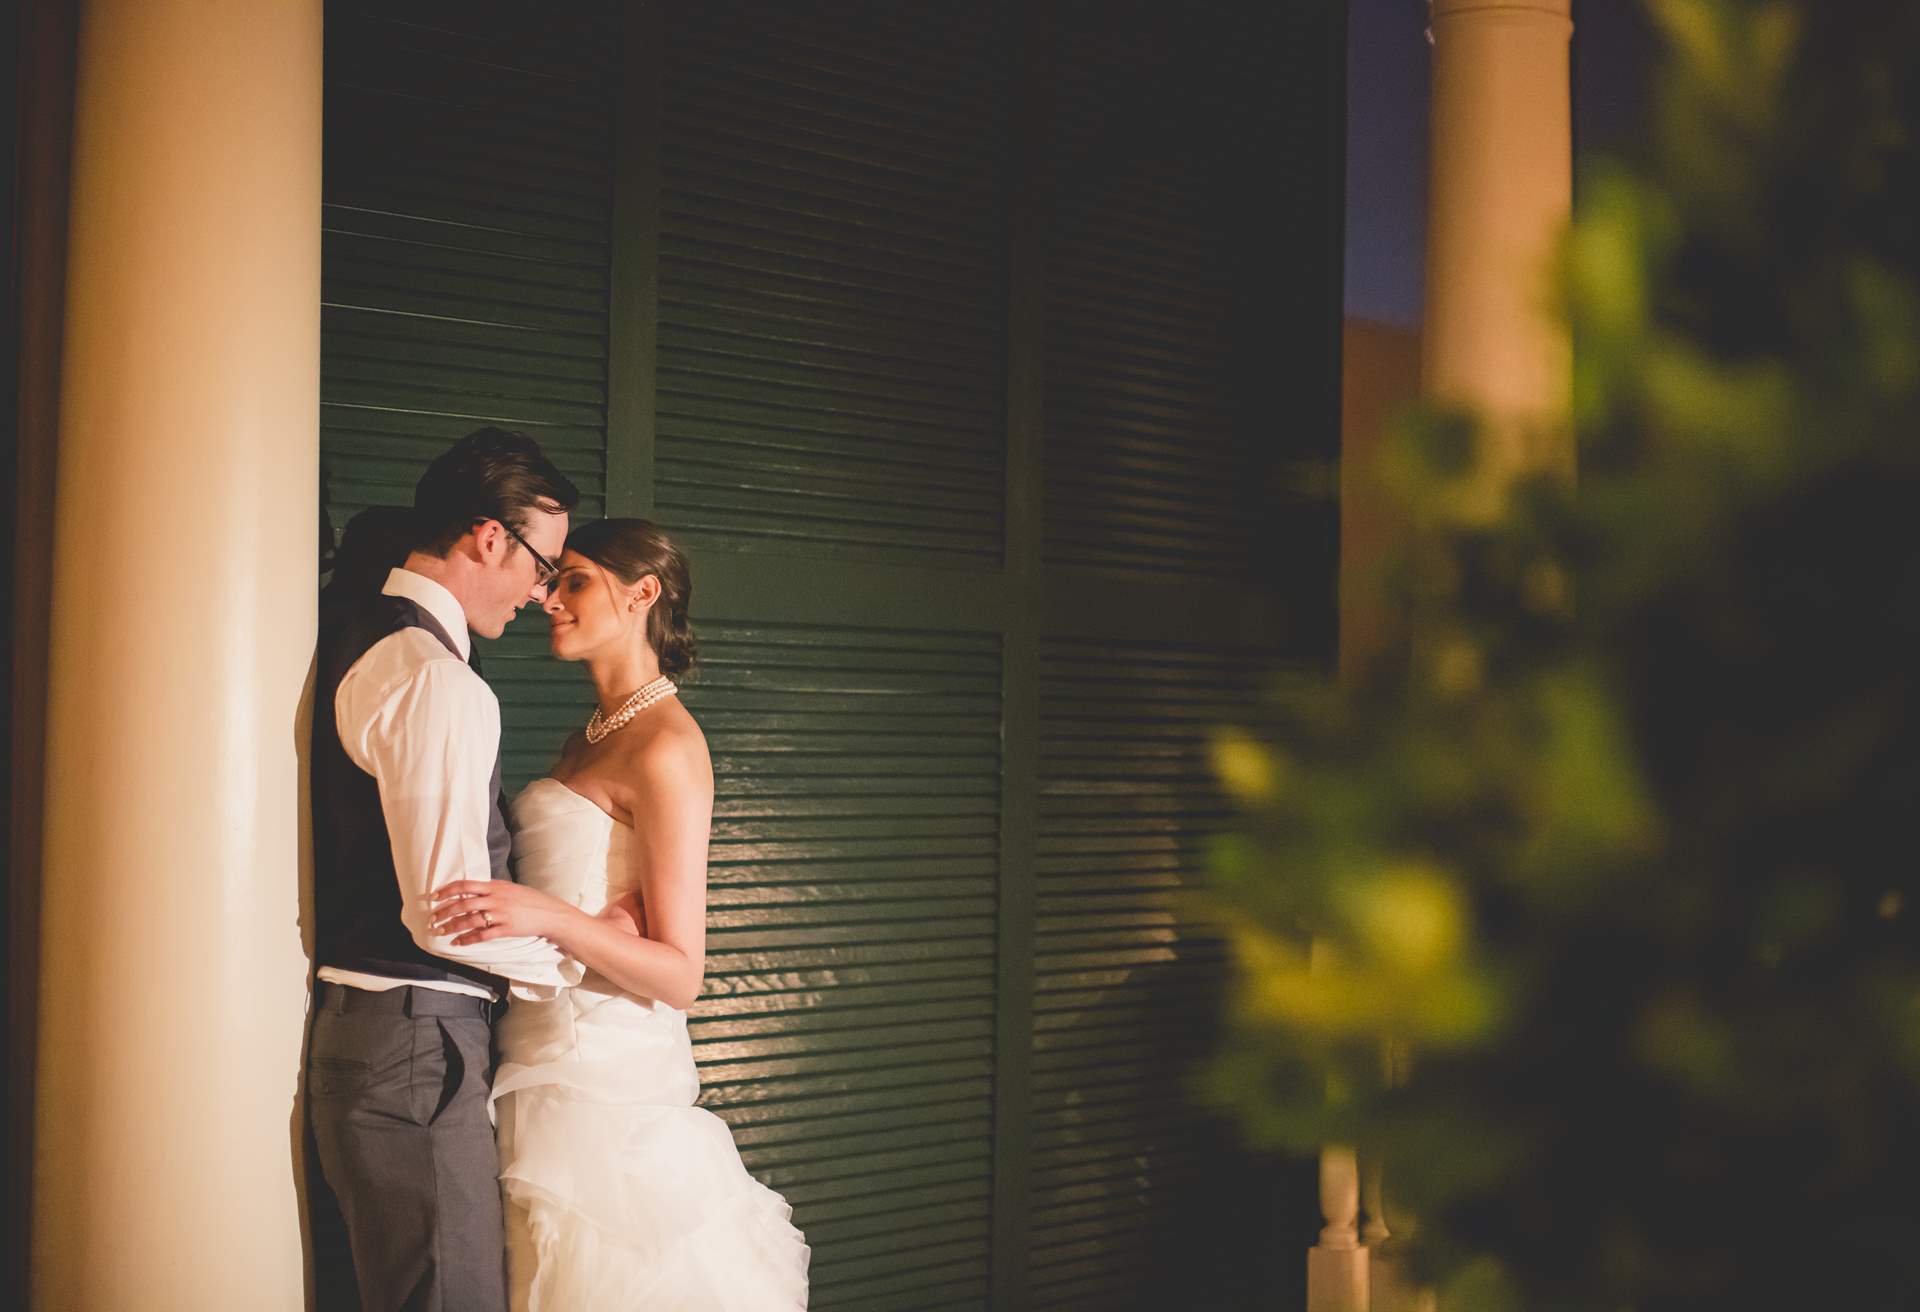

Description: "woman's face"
542 550 640 660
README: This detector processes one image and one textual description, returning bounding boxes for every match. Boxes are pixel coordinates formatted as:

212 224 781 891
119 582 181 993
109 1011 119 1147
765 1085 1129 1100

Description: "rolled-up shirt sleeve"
341 644 581 999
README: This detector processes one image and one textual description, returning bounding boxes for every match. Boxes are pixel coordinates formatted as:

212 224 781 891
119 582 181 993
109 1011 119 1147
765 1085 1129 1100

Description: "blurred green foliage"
1207 2 1920 1307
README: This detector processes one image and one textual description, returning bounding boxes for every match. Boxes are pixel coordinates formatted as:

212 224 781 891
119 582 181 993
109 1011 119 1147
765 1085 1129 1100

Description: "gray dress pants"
308 982 507 1312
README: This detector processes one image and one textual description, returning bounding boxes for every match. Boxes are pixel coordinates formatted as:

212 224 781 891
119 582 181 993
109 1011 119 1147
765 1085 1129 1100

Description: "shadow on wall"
297 499 421 1307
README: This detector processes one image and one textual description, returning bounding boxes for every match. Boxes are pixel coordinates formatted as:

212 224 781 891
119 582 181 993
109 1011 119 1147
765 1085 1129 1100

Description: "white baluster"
1360 1150 1390 1250
1307 1144 1370 1312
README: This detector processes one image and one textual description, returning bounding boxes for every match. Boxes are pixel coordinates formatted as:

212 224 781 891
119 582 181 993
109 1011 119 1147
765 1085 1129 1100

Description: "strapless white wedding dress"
493 778 809 1310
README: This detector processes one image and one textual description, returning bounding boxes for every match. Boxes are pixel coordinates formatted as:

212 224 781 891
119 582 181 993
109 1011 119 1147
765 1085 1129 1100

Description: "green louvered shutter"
652 4 1016 1305
654 1 1010 567
1026 643 1276 1309
1044 0 1340 588
1022 4 1339 1306
321 0 619 782
684 624 1004 1307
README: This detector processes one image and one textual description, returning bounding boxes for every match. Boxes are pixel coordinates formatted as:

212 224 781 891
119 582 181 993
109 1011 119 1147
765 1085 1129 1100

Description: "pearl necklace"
585 674 678 744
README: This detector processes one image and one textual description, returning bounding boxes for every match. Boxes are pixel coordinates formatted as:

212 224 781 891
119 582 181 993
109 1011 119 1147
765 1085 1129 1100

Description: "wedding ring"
483 911 495 928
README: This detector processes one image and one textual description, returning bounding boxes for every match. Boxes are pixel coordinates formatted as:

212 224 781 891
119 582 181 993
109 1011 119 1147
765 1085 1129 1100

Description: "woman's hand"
430 880 577 947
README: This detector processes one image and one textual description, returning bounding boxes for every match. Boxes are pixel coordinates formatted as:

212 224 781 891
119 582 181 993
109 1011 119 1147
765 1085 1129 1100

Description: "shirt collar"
381 568 472 661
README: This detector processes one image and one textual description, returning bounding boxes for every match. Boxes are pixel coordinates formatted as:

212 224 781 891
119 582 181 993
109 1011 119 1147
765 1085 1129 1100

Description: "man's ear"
469 518 504 564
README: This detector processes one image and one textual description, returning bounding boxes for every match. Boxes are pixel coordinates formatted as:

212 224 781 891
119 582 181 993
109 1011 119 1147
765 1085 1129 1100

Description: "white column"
1313 5 1572 1307
1321 5 1571 1309
1424 0 1575 489
32 0 321 1306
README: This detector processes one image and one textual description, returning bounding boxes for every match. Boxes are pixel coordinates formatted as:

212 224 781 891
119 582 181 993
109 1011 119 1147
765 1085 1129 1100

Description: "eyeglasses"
495 518 560 592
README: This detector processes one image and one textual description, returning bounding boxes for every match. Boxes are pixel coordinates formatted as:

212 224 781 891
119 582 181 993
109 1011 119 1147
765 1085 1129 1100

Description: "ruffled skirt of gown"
495 779 808 1310
496 1053 809 1311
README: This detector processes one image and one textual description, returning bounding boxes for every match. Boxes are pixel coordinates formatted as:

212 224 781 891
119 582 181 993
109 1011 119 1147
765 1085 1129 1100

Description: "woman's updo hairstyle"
566 518 696 678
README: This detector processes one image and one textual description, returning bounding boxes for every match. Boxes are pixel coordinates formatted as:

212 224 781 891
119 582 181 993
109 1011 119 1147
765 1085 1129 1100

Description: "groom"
307 427 581 1310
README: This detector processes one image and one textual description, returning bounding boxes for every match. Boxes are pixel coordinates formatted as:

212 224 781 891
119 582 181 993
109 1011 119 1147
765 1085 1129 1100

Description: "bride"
430 518 809 1310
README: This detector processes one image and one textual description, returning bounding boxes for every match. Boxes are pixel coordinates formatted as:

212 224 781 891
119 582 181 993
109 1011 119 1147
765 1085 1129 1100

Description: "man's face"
471 508 569 639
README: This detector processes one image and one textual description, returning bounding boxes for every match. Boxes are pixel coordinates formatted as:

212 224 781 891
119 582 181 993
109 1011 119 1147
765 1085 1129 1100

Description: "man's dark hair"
412 426 580 558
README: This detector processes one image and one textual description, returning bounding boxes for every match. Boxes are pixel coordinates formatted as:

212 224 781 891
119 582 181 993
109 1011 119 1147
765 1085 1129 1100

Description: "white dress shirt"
317 568 580 1002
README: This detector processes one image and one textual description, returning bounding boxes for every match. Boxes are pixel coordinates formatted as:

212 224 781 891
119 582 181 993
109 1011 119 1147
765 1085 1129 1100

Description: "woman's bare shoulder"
609 702 711 803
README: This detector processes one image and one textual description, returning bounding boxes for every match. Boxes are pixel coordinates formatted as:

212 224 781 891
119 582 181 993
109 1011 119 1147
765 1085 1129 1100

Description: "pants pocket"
424 1016 494 1127
307 1009 409 1102
406 1017 449 1126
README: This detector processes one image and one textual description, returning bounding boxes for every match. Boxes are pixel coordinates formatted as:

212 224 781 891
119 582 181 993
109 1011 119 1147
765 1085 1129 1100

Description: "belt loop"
400 987 419 1019
326 982 345 1014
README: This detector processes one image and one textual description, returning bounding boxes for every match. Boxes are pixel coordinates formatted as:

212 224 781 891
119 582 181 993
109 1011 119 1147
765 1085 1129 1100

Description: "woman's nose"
542 588 565 615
